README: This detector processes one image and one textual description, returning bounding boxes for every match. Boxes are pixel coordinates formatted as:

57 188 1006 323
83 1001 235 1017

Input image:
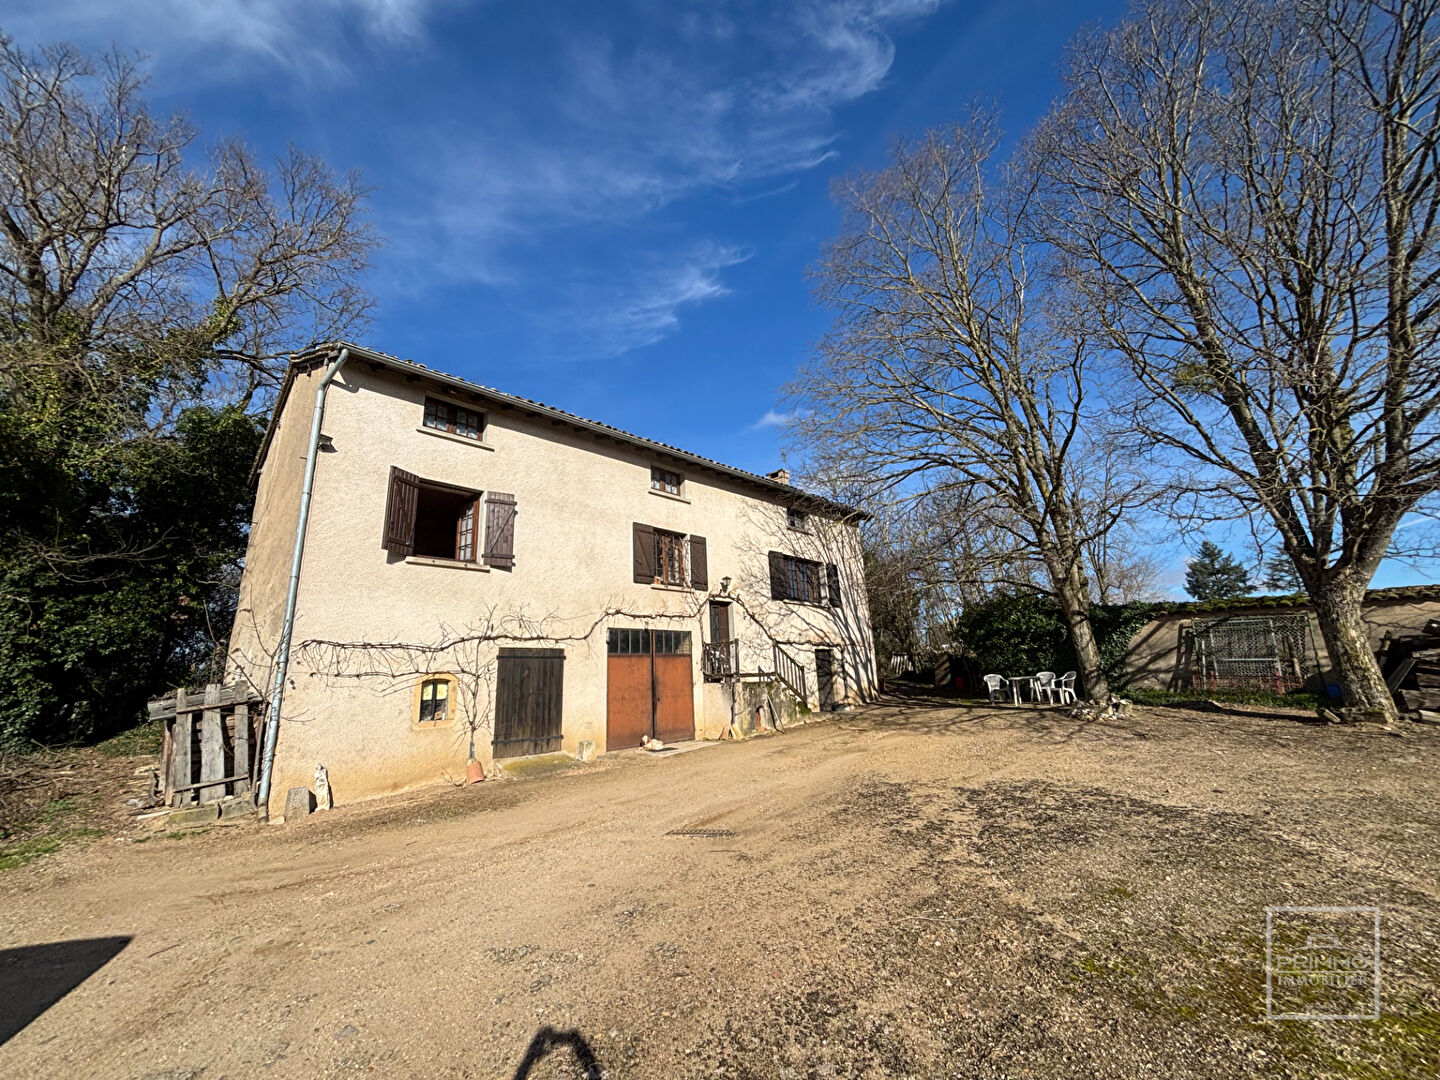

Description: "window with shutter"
384 467 422 556
689 535 708 590
633 523 656 583
385 466 485 563
826 563 842 608
483 491 517 568
768 550 787 599
654 528 688 586
768 550 825 603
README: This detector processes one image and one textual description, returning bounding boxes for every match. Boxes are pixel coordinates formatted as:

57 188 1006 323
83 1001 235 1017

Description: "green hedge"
950 593 1165 686
1124 686 1323 710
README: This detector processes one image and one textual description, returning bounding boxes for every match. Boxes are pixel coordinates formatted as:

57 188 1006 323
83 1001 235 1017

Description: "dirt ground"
0 700 1437 1080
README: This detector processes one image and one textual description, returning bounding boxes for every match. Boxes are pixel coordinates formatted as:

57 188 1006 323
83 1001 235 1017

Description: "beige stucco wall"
1119 597 1440 691
229 363 876 815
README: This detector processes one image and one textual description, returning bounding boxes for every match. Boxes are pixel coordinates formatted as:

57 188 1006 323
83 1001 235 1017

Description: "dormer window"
424 397 483 440
651 466 683 496
787 508 809 532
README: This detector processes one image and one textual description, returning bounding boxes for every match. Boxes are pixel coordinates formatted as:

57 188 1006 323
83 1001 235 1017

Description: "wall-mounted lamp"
720 576 732 596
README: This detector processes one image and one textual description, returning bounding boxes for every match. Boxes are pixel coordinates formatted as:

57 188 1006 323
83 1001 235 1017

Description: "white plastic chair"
983 673 1009 703
1050 671 1077 705
1034 671 1056 703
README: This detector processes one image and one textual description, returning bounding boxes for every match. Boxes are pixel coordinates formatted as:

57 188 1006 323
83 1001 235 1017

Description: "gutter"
254 347 349 820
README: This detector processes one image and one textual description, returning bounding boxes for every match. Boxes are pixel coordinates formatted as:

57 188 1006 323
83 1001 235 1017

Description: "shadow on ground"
844 693 1139 744
0 936 131 1045
511 1025 603 1079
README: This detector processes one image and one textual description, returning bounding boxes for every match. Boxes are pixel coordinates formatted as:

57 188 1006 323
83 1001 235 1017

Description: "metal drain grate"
665 828 735 838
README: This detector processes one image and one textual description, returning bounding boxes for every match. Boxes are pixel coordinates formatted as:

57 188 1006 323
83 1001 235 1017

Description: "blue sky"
11 0 1436 594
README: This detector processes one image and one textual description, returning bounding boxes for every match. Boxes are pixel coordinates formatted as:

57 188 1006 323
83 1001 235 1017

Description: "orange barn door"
606 628 695 750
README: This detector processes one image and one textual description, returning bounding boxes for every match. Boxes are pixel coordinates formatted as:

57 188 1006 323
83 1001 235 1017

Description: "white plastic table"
1008 675 1043 704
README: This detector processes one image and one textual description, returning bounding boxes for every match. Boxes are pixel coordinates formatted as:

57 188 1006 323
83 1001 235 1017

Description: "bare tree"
0 37 377 409
788 114 1147 698
1035 0 1440 717
1084 526 1166 604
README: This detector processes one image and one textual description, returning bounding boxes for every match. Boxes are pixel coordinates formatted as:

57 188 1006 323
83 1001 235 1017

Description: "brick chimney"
766 468 791 485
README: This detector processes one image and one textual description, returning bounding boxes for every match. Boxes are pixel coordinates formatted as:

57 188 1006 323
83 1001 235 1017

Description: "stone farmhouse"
228 342 876 817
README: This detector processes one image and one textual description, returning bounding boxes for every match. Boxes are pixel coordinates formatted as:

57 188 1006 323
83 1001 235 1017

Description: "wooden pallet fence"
147 682 264 806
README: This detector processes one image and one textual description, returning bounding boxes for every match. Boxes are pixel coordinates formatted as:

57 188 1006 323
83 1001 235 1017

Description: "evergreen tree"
1261 553 1304 593
1184 542 1252 601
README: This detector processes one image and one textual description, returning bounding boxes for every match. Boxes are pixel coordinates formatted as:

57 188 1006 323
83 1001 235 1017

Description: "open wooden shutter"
633 523 656 583
689 535 708 590
383 467 421 556
826 563 842 608
768 551 787 599
483 491 517 568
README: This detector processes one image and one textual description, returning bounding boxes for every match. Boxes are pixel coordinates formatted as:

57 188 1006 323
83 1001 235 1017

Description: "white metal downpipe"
254 347 349 820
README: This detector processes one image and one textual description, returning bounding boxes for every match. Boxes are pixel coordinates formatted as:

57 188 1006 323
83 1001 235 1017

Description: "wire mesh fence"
1184 613 1319 694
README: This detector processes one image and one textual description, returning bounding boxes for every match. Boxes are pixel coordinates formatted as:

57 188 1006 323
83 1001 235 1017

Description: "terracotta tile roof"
257 341 866 519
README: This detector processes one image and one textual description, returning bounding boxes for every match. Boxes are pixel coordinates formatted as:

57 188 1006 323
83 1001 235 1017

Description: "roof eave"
253 341 869 521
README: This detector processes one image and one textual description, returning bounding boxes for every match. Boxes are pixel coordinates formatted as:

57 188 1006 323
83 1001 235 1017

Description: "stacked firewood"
1382 619 1440 723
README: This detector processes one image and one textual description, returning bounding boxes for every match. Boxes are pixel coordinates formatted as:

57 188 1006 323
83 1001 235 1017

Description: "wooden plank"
233 702 252 796
168 772 255 795
1395 687 1440 711
170 688 193 806
147 681 256 722
199 683 226 803
1385 657 1416 691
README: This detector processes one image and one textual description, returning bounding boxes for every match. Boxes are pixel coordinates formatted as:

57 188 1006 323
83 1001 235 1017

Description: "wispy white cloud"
749 409 799 432
13 0 945 358
6 0 444 79
390 0 943 353
542 243 752 360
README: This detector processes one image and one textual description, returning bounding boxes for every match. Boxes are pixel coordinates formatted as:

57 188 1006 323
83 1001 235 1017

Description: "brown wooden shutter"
826 563 841 608
633 523 656 583
689 535 708 590
383 467 421 556
483 491 517 568
768 551 787 599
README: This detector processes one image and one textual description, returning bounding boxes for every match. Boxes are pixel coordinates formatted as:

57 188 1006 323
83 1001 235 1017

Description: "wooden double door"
606 628 695 750
493 648 565 759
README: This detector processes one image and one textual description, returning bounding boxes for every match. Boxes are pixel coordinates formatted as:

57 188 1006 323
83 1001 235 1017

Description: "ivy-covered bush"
949 593 1166 687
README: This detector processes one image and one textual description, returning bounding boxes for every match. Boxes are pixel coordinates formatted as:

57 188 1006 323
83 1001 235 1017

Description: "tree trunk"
1309 577 1395 720
1052 562 1110 701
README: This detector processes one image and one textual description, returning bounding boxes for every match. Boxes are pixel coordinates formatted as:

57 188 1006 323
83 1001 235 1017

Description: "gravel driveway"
1 700 1436 1079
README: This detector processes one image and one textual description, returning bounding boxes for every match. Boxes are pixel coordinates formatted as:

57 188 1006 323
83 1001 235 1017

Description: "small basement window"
416 676 453 724
424 397 484 440
651 466 683 496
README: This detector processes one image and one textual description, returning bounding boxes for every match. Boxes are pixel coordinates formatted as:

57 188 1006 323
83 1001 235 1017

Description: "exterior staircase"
701 638 809 705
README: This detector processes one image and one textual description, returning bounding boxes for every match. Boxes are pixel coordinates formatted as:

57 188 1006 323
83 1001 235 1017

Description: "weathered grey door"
493 648 564 758
816 648 836 709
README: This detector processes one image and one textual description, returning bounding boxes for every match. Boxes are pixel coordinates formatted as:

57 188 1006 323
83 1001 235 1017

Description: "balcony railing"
702 638 739 679
702 637 809 706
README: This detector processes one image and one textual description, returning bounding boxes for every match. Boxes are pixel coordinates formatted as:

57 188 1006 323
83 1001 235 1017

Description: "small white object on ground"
315 764 332 811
